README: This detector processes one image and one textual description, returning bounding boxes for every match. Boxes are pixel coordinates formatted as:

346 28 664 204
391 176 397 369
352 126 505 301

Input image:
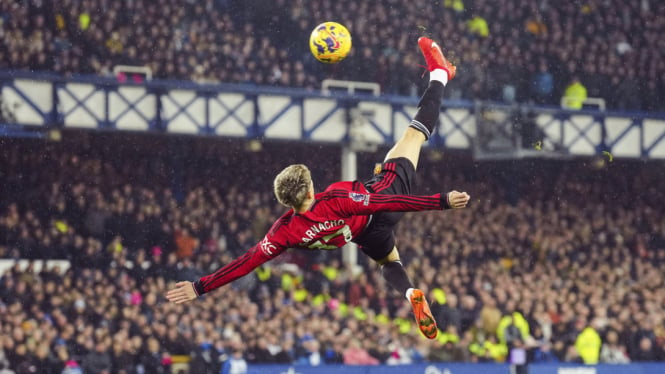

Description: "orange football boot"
409 289 438 339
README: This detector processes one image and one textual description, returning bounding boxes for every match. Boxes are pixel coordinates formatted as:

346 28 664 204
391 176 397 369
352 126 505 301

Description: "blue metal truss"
305 100 346 140
110 87 153 129
161 92 205 131
58 83 105 127
562 114 601 151
258 96 300 137
209 94 255 135
1 81 51 124
0 70 664 160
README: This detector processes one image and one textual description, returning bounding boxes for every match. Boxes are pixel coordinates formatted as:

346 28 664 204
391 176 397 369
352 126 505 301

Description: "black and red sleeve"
329 189 450 216
192 238 283 296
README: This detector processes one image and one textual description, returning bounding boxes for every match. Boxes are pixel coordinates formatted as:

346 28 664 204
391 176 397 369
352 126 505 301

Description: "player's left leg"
383 36 456 172
376 247 438 339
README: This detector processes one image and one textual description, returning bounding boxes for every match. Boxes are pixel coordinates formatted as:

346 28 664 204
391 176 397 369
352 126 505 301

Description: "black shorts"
353 157 416 261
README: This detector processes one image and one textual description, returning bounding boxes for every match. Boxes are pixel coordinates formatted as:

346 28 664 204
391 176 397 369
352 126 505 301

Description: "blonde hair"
273 164 312 208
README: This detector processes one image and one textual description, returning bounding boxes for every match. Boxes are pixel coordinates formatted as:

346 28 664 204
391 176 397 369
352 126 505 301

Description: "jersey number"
306 225 352 250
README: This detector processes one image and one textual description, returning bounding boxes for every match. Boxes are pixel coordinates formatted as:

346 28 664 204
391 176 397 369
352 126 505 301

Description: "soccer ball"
309 22 352 64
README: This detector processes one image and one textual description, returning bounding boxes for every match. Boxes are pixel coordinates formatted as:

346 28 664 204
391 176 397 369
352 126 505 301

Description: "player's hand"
447 190 470 209
166 281 198 304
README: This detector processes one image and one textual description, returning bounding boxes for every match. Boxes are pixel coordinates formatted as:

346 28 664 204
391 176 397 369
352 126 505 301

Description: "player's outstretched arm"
164 238 284 304
166 281 198 304
331 188 471 215
446 190 471 209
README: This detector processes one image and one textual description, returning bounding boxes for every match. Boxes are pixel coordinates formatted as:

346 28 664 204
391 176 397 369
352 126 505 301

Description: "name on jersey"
301 219 345 243
349 192 370 206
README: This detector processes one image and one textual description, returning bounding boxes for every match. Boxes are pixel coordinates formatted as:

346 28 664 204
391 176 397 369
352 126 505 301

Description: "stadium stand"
2 0 665 372
0 0 663 110
1 133 664 373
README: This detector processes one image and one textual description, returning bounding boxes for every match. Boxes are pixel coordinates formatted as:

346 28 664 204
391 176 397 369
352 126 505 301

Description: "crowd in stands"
1 133 665 373
0 0 664 111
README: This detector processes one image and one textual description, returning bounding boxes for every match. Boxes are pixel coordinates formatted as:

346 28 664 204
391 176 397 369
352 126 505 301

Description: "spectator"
272 338 296 364
563 344 584 364
574 319 602 365
478 296 501 339
600 330 630 364
632 337 661 362
531 341 559 363
343 339 380 365
561 76 588 109
81 341 112 374
62 360 83 374
221 349 247 374
613 67 641 110
323 341 345 364
503 316 522 350
0 0 662 111
137 337 171 374
188 340 222 374
1 134 665 371
296 337 322 366
531 61 554 104
246 338 273 364
174 227 198 260
467 15 490 38
432 293 462 333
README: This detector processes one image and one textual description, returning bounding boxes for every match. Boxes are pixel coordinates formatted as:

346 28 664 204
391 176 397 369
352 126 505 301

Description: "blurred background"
1 0 665 374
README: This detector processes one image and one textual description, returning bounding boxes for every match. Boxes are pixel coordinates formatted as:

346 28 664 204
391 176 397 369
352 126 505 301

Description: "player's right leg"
384 37 457 171
376 247 438 339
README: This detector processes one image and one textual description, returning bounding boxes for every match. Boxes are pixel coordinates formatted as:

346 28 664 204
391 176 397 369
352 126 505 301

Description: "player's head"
273 164 312 209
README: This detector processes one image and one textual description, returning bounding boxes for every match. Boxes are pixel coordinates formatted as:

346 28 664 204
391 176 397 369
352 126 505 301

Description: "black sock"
409 81 445 139
381 261 414 296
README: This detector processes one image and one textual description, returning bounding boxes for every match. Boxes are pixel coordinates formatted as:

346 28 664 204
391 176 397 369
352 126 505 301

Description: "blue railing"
248 363 508 374
245 363 665 374
1 70 665 159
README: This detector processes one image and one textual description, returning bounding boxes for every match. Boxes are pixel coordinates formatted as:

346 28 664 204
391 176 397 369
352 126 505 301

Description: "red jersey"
193 181 447 295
